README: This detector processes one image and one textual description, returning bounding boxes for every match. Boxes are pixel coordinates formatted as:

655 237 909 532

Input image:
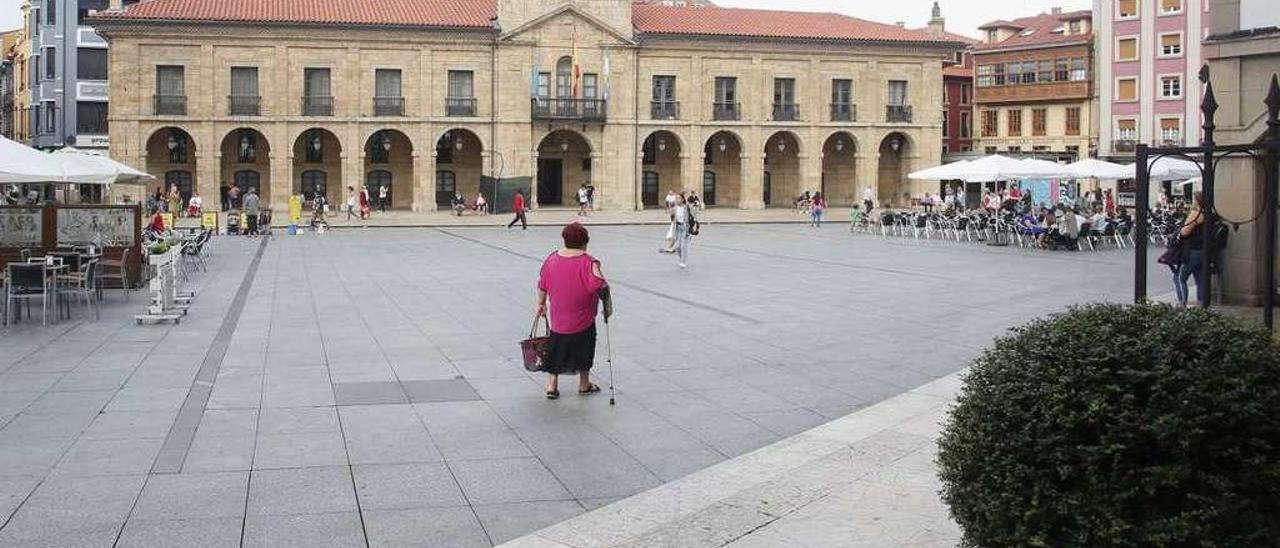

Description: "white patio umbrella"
907 160 972 180
1017 158 1071 179
1063 158 1133 180
52 147 154 185
0 135 65 183
1147 157 1203 180
955 155 1053 182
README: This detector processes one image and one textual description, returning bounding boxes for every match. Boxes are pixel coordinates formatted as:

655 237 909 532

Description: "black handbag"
519 314 550 372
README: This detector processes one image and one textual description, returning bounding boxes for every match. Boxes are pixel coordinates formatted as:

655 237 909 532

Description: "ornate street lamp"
835 138 844 152
657 138 666 152
718 138 727 152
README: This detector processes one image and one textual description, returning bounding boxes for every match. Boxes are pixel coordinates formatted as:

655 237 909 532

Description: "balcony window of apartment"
44 101 56 133
981 110 997 136
960 111 972 138
1021 61 1038 84
536 72 550 98
303 68 332 116
993 63 1006 85
831 79 853 121
1160 118 1182 144
1070 58 1087 81
976 65 993 87
77 48 107 80
714 77 738 120
1038 60 1053 83
1006 62 1022 85
1160 75 1182 98
942 111 949 137
652 75 677 119
446 70 474 116
1160 0 1182 14
1117 77 1138 101
155 65 185 115
1032 108 1047 136
960 83 971 104
44 48 55 80
583 74 598 99
229 67 259 115
555 57 572 98
773 78 797 121
46 0 55 25
1116 119 1137 142
374 69 403 116
76 101 107 134
78 0 107 23
1160 33 1183 57
1065 106 1081 135
1054 58 1069 81
1117 37 1138 61
1007 109 1022 136
1118 0 1139 19
887 80 910 122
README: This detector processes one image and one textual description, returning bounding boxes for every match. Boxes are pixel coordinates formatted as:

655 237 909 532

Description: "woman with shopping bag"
530 223 609 399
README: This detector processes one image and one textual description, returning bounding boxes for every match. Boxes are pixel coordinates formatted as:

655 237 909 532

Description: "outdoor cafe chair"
98 247 132 302
57 259 99 321
5 262 54 326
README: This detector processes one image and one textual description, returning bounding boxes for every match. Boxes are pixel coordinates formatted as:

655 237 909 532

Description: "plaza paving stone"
0 223 1153 546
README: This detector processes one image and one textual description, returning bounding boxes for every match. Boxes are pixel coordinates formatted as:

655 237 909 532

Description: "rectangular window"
1117 78 1137 101
43 101 56 133
773 78 796 105
78 0 106 23
1032 108 1047 136
982 110 998 137
1161 33 1183 56
942 110 949 137
1118 0 1138 18
993 63 1006 85
536 72 550 98
304 68 331 97
1117 119 1137 141
156 65 184 96
1038 60 1053 83
77 48 107 80
230 67 258 96
1065 107 1081 135
887 80 907 106
1069 20 1081 34
1006 62 1021 85
1022 61 1038 84
1118 37 1138 61
976 65 993 87
46 0 55 25
446 70 472 98
1160 75 1182 98
960 111 972 138
960 84 971 104
1161 0 1182 13
714 77 737 103
1007 109 1022 136
831 79 852 105
375 69 401 97
44 48 55 80
1070 58 1087 81
76 101 107 134
1007 146 1021 153
1160 117 1182 143
653 75 676 102
582 73 597 98
1055 58 1069 81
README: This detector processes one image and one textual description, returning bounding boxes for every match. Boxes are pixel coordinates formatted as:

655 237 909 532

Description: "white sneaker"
678 262 687 269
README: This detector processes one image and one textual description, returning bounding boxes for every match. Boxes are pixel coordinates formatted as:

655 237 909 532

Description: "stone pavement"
0 224 1144 547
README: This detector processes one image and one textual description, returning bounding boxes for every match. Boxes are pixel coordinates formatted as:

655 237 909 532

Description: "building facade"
25 0 128 151
1202 0 1280 305
1 30 18 139
90 0 960 211
1095 0 1209 159
5 4 33 143
973 9 1096 162
926 3 978 159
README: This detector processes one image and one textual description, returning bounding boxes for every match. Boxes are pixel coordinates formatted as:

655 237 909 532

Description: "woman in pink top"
536 223 608 399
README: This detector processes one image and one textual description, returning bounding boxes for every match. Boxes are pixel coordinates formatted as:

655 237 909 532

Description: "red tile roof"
943 65 972 78
974 11 1092 51
95 0 496 29
633 4 957 43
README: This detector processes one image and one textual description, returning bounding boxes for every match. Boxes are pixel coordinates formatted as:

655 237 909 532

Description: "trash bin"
287 224 297 235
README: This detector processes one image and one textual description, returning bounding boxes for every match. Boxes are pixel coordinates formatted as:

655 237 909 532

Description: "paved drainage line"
150 236 270 474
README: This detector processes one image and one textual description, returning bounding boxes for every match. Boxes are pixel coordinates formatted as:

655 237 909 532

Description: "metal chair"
99 247 133 302
58 260 99 321
5 263 54 326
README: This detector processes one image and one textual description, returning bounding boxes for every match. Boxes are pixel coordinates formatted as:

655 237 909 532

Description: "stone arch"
293 127 344 207
219 127 272 209
362 129 414 210
763 131 801 207
704 130 744 208
436 128 484 208
877 131 913 208
822 131 859 206
144 126 199 213
641 130 683 209
535 129 593 207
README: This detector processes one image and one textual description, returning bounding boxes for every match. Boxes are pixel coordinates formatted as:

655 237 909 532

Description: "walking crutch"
599 286 616 405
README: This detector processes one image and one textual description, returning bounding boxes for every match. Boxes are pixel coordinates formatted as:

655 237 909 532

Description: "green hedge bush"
937 303 1280 547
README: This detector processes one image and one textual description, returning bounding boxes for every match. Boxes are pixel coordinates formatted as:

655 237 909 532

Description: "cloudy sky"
0 0 1092 40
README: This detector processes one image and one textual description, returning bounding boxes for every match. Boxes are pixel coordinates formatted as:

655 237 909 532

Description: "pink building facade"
1096 0 1210 159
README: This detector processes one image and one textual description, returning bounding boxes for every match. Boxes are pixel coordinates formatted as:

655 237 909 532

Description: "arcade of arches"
135 126 917 212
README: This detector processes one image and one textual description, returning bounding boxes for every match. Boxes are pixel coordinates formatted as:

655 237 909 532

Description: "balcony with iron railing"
302 95 334 116
531 97 607 121
153 94 186 116
886 105 913 123
650 100 679 120
1113 137 1137 152
445 97 476 117
712 101 740 121
1160 131 1183 147
772 103 800 122
228 95 260 116
830 102 856 122
373 96 405 116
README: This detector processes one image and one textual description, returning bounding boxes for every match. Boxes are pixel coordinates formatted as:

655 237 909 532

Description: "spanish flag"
571 26 582 98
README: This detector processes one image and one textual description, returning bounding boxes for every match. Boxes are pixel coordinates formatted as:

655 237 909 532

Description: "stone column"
198 148 220 213
590 152 606 209
271 147 290 213
530 150 540 209
680 153 698 195
412 151 434 212
740 153 764 210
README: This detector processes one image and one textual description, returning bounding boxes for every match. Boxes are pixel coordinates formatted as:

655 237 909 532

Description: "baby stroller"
257 209 273 236
225 211 241 235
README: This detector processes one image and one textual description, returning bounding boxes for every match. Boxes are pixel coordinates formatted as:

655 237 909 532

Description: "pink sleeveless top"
538 252 606 334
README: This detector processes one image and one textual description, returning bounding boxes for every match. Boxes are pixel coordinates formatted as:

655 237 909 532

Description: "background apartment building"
972 9 1096 162
927 2 978 159
1095 0 1209 159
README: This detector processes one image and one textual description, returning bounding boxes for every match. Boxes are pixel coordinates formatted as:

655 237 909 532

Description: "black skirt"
543 323 597 374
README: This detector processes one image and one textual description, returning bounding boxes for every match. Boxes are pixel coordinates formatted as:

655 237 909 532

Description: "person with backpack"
672 194 697 269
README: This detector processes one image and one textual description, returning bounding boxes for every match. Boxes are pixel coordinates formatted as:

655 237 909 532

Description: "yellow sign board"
288 195 302 224
160 212 174 231
201 211 218 231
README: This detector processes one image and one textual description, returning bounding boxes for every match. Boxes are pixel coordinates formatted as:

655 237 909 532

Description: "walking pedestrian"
475 193 488 215
227 183 240 211
672 195 693 269
219 182 230 212
359 186 371 219
507 189 528 230
577 184 590 216
535 223 608 399
810 192 825 227
586 183 596 211
378 184 389 212
168 184 181 218
345 187 358 220
862 186 874 216
242 188 261 237
1172 191 1208 307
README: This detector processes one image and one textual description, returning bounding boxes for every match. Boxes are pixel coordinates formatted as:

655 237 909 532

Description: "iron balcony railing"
373 96 405 116
530 97 607 121
228 95 260 116
772 103 800 122
153 94 186 116
1114 138 1137 152
712 101 740 121
830 103 856 122
445 97 476 117
302 95 334 116
650 100 679 120
886 105 913 123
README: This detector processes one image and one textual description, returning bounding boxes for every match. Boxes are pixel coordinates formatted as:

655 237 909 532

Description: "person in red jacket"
507 189 528 230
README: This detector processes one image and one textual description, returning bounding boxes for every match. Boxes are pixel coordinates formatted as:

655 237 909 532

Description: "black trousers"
508 211 527 229
245 213 259 235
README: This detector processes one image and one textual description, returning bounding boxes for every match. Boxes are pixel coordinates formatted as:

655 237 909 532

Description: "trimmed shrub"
937 303 1280 547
